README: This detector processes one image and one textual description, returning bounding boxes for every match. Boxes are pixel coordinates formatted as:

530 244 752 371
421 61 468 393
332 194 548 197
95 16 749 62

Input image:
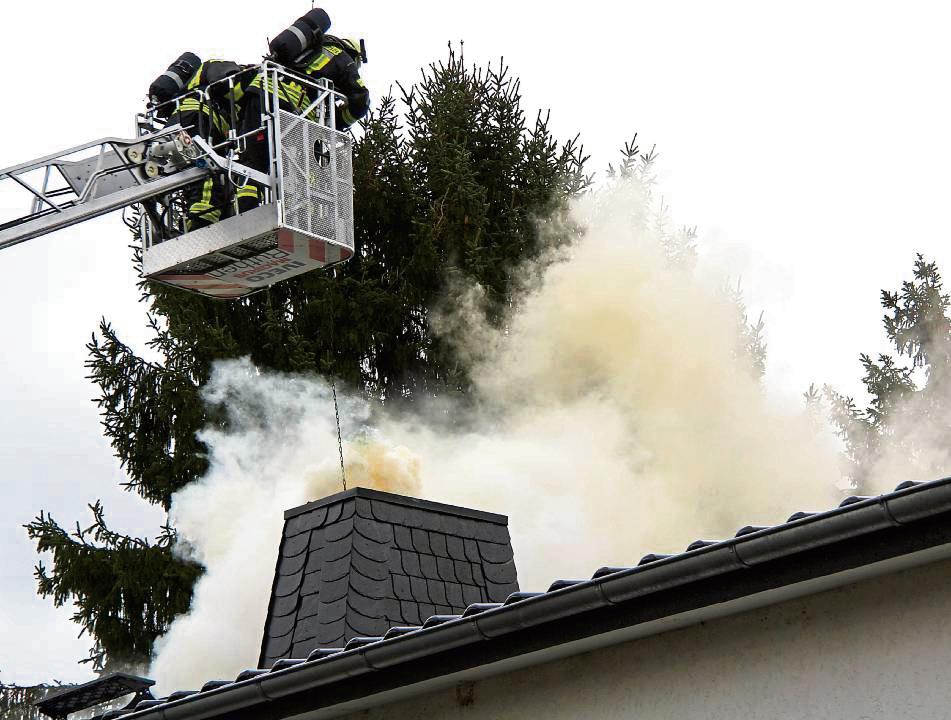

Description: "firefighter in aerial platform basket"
235 9 370 212
148 55 247 229
297 35 370 131
235 8 333 213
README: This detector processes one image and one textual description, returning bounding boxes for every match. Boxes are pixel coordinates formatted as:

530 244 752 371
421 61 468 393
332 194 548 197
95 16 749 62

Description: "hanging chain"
327 276 347 491
331 376 347 491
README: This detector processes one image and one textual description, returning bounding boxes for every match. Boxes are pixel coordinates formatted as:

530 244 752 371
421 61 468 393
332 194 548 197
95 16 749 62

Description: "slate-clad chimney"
259 488 520 667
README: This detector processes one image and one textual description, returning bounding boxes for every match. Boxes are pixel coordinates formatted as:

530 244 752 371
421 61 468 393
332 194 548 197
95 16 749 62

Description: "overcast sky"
3 0 951 687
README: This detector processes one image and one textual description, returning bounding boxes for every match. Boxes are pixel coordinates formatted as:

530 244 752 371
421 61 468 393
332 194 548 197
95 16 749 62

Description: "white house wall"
335 554 951 720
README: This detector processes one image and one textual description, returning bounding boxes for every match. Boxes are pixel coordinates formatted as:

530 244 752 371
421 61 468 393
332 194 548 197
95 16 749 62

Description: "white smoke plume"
149 177 845 692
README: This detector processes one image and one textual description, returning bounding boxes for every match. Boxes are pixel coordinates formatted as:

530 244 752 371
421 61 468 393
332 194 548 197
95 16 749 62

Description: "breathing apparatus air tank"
148 52 202 108
269 8 332 65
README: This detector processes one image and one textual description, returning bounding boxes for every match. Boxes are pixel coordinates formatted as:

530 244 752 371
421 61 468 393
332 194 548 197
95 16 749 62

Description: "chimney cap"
283 487 509 525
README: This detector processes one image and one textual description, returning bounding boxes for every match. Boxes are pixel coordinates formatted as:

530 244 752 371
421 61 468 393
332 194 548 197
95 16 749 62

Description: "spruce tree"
26 48 588 672
825 254 951 489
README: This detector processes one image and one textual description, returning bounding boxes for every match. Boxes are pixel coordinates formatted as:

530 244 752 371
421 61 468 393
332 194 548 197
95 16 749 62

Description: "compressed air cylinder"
269 8 332 65
149 52 202 105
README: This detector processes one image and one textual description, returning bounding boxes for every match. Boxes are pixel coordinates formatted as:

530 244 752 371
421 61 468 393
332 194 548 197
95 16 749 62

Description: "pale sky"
3 0 951 686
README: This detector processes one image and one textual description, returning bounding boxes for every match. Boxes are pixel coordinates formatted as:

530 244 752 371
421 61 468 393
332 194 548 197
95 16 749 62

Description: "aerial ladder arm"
0 125 268 251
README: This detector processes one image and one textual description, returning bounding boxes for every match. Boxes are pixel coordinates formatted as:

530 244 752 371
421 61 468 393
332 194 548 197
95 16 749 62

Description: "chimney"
258 488 519 667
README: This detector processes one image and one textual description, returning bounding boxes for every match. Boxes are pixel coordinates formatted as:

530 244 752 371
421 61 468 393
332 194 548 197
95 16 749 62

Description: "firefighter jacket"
179 60 245 136
298 37 369 130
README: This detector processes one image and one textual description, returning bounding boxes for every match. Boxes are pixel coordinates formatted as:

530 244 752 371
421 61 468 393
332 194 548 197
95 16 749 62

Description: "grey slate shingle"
259 489 518 668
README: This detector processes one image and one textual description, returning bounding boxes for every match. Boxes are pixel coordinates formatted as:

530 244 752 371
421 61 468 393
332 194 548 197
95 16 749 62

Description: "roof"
90 477 951 720
260 488 519 667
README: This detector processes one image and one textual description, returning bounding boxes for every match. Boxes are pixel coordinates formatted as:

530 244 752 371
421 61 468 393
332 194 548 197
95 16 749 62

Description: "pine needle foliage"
824 254 951 489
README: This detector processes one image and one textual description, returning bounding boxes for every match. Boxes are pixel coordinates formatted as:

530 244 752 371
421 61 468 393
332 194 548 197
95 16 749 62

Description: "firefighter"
149 57 246 230
298 36 370 131
235 8 332 213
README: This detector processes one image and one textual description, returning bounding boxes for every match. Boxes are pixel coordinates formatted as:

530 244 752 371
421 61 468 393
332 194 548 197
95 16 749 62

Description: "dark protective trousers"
173 108 232 230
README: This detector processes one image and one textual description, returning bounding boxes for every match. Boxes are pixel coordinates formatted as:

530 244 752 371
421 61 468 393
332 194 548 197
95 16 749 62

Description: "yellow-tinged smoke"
149 177 844 692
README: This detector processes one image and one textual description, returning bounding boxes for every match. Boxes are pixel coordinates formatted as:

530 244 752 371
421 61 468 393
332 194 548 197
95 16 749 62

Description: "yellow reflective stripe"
188 203 221 223
236 185 259 198
305 52 332 74
201 178 213 205
186 65 203 90
356 78 366 88
177 99 231 134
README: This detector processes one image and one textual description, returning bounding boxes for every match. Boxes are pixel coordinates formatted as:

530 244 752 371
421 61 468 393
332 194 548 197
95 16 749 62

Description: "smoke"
148 364 419 692
148 176 846 691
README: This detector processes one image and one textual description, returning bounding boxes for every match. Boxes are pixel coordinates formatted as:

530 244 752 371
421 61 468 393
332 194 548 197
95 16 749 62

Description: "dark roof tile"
427 579 448 605
409 576 430 602
422 614 459 628
339 501 356 521
401 551 422 577
400 601 421 625
354 497 374 519
300 570 321 595
446 535 467 561
316 621 346 646
547 579 584 592
430 533 448 557
411 528 432 555
270 658 306 672
638 553 671 566
895 480 922 491
352 532 390 564
472 564 486 587
263 630 293 659
478 541 514 563
735 525 767 537
592 567 632 580
199 680 231 693
292 614 320 643
418 603 437 622
462 603 502 617
325 502 343 525
463 538 480 563
686 540 717 552
306 648 344 662
839 495 871 507
270 593 299 618
321 575 350 604
282 532 311 557
350 567 386 598
392 574 413 601
321 555 352 582
419 553 438 579
454 560 474 585
486 580 519 599
436 556 458 582
787 511 816 522
483 561 517 584
345 636 383 651
235 669 269 682
356 517 394 545
324 517 356 543
278 549 308 576
382 626 421 640
318 596 349 623
394 525 414 550
274 570 304 598
445 582 464 608
299 593 320 618
503 591 544 605
267 612 297 639
462 584 483 605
